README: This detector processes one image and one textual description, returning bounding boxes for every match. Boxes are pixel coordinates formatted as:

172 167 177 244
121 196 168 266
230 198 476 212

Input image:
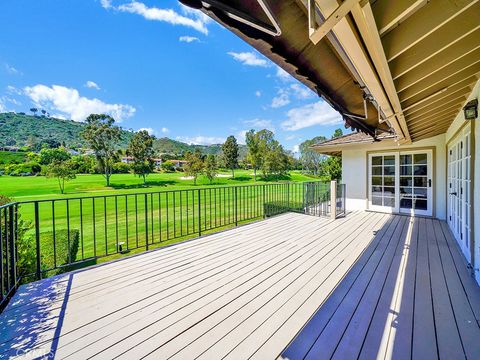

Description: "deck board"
1 212 480 359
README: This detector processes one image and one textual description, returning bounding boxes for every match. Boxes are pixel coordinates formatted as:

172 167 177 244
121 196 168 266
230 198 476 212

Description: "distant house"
170 160 188 170
0 146 20 152
121 156 163 169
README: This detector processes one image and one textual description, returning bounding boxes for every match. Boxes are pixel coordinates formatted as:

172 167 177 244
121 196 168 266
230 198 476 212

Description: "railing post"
330 180 337 220
262 185 266 218
34 202 41 280
197 190 202 236
144 193 149 250
234 187 238 226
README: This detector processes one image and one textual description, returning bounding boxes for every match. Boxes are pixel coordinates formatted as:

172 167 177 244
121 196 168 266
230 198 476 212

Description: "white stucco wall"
341 133 447 220
445 80 480 283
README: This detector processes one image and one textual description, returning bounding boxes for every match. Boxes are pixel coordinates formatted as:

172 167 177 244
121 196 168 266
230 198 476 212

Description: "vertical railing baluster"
115 196 119 253
67 199 72 263
34 202 41 280
144 193 149 250
92 198 97 258
158 193 162 241
80 198 84 260
8 206 16 288
52 201 57 269
135 194 139 248
197 189 201 236
125 196 129 250
150 193 154 244
0 208 4 301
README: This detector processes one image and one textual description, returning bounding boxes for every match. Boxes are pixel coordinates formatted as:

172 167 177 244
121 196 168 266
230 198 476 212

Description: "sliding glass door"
369 150 433 216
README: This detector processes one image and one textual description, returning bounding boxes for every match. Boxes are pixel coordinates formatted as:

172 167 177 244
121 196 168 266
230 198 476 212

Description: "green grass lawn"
0 170 323 278
0 169 317 201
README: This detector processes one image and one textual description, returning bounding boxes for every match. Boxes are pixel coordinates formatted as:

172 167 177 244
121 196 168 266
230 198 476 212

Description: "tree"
323 156 342 181
81 114 121 186
46 160 77 194
30 107 38 116
222 135 239 178
299 136 327 175
41 109 47 117
161 160 175 172
245 129 261 181
39 147 71 165
184 150 204 185
203 154 218 184
127 130 155 185
332 128 344 138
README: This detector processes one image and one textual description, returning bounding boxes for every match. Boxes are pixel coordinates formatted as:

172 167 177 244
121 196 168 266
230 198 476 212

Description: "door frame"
367 148 434 217
447 123 474 263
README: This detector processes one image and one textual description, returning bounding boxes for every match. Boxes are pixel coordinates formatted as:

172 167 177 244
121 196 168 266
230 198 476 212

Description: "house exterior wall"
341 133 447 220
445 80 480 284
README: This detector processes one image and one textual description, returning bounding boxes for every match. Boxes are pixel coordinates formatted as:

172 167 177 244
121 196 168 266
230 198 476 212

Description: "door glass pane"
384 156 395 166
400 197 412 209
400 155 412 165
400 177 412 187
384 197 395 207
384 176 395 186
414 153 427 164
400 166 412 176
372 156 382 166
413 177 427 187
372 177 382 186
415 199 427 210
413 165 427 176
414 188 427 198
372 196 382 206
384 166 395 176
372 186 382 196
372 166 382 176
383 187 395 196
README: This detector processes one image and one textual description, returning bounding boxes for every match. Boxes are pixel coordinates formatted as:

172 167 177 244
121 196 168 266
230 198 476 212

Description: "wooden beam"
389 19 480 79
405 90 470 117
382 0 479 62
305 0 407 142
402 75 480 110
350 2 410 142
407 102 465 124
372 0 428 36
408 109 461 131
395 46 480 92
309 0 360 44
409 111 459 131
400 63 480 104
407 97 466 122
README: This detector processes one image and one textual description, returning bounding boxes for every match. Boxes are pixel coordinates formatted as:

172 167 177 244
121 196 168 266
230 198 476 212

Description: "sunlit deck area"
1 211 479 359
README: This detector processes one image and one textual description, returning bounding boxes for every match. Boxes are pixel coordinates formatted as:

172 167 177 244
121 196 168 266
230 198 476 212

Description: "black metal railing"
0 181 344 312
0 202 20 312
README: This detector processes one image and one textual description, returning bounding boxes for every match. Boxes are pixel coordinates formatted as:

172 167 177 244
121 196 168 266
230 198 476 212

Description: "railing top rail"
0 202 18 209
17 180 328 205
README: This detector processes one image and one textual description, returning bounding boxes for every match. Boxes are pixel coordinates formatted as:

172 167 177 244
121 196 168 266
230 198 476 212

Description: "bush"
161 160 175 172
264 201 304 217
4 161 41 176
112 162 131 174
40 229 80 274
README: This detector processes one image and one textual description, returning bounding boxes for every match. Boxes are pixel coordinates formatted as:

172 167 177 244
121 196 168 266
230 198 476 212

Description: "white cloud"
292 144 300 153
161 127 169 134
271 88 290 108
138 127 154 135
236 130 247 145
281 101 343 131
85 81 101 90
244 118 275 132
179 35 200 43
4 63 21 75
290 83 313 100
0 99 5 112
114 2 209 34
100 0 112 9
23 84 136 122
255 90 262 97
228 51 269 67
6 85 22 95
276 66 291 81
285 134 298 141
176 135 225 145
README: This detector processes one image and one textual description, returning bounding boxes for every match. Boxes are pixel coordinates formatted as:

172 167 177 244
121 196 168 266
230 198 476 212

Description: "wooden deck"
1 212 479 359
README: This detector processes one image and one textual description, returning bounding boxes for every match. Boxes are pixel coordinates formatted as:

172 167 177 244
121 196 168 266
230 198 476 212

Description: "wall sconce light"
463 98 478 120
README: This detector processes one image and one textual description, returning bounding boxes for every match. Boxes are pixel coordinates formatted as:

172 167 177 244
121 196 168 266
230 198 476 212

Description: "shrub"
161 160 175 172
112 162 131 174
40 229 80 274
4 161 41 176
264 201 304 217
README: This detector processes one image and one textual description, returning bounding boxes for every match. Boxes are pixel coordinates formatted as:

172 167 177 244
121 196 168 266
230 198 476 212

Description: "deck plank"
1 212 480 360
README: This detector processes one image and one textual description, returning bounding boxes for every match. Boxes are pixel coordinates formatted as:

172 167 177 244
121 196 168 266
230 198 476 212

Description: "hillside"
0 112 246 157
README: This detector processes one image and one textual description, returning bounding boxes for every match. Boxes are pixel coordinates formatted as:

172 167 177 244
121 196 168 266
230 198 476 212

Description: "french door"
368 150 433 216
448 127 472 260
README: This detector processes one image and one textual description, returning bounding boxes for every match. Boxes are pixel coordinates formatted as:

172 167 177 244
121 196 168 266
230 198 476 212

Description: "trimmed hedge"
40 229 79 274
264 201 304 217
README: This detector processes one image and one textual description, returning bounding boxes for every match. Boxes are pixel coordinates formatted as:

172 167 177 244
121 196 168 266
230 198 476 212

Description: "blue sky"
0 0 347 152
